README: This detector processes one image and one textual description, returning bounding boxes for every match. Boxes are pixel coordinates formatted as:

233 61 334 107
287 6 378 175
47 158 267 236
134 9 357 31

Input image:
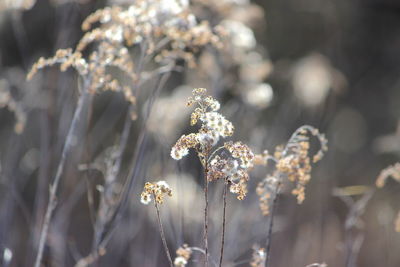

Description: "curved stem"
219 181 228 267
154 201 174 267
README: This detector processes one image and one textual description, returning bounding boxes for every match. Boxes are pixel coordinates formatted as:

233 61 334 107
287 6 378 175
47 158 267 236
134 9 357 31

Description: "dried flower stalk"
141 180 173 267
171 88 255 266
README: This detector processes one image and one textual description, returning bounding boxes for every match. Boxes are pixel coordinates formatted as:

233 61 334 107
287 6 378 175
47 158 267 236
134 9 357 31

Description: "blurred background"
0 0 400 266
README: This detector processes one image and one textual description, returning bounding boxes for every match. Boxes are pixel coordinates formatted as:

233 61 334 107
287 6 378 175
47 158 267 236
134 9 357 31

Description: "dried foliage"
255 125 328 215
140 180 173 205
5 0 396 266
173 244 192 267
171 88 254 200
250 245 267 267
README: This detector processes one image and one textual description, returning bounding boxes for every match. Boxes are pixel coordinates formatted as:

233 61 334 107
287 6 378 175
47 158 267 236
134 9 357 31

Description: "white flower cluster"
201 112 234 137
225 141 254 168
198 112 234 146
170 133 199 160
171 88 234 160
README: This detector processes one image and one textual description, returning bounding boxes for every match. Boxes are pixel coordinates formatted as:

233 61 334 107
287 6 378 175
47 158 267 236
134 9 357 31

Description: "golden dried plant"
173 244 192 267
255 125 328 215
27 0 226 119
140 180 173 205
171 88 255 200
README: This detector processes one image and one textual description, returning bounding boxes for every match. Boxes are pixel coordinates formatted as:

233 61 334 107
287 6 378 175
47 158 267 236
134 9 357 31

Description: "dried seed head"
174 244 192 267
250 245 266 267
171 133 199 160
224 141 254 168
140 180 172 205
257 125 327 214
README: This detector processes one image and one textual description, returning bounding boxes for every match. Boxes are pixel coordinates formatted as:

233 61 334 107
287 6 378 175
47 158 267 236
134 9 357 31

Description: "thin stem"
204 157 210 267
154 201 174 267
265 183 281 267
34 84 92 267
219 181 228 267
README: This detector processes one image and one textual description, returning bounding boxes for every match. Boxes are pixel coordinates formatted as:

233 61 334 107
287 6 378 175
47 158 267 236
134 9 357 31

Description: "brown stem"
204 158 210 267
154 201 174 267
219 181 228 267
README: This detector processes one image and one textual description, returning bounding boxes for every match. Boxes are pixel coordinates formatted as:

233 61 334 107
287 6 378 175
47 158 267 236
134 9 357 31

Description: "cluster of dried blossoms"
171 88 254 199
173 244 192 267
376 163 400 232
27 0 225 119
255 125 328 215
140 180 172 205
250 245 267 267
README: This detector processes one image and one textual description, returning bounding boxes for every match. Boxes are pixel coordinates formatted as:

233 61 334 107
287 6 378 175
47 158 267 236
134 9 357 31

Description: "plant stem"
219 181 228 267
204 157 210 267
34 86 92 267
265 183 281 267
154 201 174 267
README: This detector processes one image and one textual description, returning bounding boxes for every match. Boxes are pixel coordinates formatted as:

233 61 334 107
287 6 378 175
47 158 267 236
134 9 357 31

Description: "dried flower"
224 141 254 168
171 88 254 200
171 133 199 160
27 0 225 115
174 244 192 267
171 88 233 158
255 125 327 214
140 180 172 205
250 245 266 267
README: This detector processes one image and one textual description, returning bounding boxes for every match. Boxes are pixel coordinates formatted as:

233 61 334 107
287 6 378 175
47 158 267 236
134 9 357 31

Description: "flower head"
171 88 234 160
140 180 172 205
174 244 192 267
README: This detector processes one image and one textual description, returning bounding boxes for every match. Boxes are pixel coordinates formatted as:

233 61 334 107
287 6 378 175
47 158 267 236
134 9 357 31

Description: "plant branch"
204 155 210 267
219 181 228 267
154 201 174 267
